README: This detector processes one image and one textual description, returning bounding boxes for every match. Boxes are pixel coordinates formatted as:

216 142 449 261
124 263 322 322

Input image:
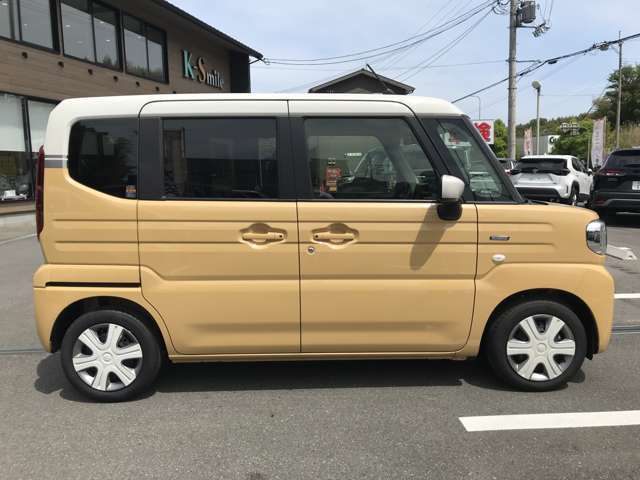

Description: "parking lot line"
0 234 36 246
615 293 640 299
460 411 640 432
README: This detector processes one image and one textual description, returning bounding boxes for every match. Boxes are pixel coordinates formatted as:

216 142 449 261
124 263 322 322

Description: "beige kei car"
33 94 613 401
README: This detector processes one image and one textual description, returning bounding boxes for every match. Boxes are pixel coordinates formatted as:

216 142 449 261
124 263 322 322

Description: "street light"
532 80 542 154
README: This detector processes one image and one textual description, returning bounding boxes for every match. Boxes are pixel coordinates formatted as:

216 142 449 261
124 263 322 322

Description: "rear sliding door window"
162 118 278 199
68 119 138 198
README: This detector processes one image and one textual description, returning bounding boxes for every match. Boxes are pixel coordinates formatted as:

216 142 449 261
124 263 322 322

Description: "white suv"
511 155 592 205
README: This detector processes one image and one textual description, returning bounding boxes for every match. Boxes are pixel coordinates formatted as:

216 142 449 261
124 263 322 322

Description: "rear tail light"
558 168 571 176
35 145 45 238
598 168 625 177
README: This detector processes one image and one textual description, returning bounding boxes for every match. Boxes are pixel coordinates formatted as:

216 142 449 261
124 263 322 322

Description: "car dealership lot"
1 215 639 479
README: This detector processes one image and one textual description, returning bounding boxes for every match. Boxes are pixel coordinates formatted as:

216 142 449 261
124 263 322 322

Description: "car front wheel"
60 310 163 402
485 300 587 391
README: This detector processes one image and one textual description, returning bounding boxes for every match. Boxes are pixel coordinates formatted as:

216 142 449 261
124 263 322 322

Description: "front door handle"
311 224 358 246
313 232 355 242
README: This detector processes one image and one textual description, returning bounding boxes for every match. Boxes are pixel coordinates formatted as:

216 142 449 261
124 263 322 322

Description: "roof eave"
152 0 263 59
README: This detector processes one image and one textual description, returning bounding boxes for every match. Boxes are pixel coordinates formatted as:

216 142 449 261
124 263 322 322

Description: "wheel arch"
50 296 168 357
480 288 598 359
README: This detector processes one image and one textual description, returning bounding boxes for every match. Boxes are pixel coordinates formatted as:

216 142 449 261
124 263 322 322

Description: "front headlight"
586 220 607 255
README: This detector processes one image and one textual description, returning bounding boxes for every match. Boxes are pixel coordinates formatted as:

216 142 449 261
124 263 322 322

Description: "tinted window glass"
123 15 147 76
516 157 567 172
146 26 165 81
61 0 95 61
123 14 166 81
162 118 278 199
605 151 640 169
435 119 512 202
0 0 17 39
304 118 438 200
68 119 138 198
19 0 53 48
93 3 119 67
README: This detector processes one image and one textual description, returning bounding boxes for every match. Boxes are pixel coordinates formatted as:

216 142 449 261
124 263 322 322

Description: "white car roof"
44 94 465 157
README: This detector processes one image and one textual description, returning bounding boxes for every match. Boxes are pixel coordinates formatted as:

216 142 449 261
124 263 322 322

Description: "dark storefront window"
61 0 94 61
92 2 118 67
123 14 166 82
0 0 54 49
0 93 55 203
61 0 119 68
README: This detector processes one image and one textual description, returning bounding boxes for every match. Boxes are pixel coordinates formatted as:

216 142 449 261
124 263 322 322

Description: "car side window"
68 118 138 199
572 158 584 172
162 118 278 199
433 119 513 202
303 118 438 200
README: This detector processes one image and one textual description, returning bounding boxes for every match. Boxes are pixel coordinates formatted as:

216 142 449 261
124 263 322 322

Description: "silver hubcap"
72 323 143 391
507 314 576 382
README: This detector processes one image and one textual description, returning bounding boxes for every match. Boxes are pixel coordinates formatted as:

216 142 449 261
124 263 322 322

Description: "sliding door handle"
242 231 285 242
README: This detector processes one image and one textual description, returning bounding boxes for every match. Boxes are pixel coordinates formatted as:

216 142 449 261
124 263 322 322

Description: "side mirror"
438 175 465 221
587 168 593 175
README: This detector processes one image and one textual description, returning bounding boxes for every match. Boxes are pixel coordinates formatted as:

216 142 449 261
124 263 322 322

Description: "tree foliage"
551 118 594 163
593 64 640 126
489 118 508 158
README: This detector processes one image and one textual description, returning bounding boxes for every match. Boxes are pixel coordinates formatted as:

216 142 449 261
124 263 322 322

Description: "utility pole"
507 0 518 159
616 31 623 149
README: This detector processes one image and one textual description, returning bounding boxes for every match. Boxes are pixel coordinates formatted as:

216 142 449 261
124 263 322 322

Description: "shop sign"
472 120 494 144
182 50 224 89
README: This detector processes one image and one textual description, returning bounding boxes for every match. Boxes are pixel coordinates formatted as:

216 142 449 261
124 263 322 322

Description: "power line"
378 0 469 70
452 31 640 104
262 0 499 65
398 9 493 82
253 59 507 72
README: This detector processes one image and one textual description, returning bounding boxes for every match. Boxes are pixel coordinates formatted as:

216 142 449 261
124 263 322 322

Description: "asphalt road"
1 213 639 479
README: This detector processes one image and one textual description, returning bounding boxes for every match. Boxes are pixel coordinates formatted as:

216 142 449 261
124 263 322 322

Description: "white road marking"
0 233 36 246
615 293 640 299
460 411 640 432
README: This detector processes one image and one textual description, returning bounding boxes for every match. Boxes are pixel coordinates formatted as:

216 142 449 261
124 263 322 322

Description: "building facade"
0 0 261 210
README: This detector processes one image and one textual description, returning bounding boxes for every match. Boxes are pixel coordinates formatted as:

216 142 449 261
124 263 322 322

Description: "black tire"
60 310 163 402
485 300 587 392
563 186 578 206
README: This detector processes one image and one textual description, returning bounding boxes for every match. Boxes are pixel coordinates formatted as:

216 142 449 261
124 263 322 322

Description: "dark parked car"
592 148 640 218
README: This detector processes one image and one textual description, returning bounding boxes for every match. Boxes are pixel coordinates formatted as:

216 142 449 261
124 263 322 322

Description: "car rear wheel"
60 310 163 402
563 186 578 206
485 300 587 391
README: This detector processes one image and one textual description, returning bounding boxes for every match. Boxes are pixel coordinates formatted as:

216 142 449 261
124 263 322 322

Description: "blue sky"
172 0 640 124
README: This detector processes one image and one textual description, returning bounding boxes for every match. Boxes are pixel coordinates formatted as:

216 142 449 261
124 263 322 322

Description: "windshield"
516 157 568 173
605 151 640 168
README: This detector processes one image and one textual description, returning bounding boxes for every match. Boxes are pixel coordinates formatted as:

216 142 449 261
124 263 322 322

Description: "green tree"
593 64 640 126
552 118 594 163
489 118 508 158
